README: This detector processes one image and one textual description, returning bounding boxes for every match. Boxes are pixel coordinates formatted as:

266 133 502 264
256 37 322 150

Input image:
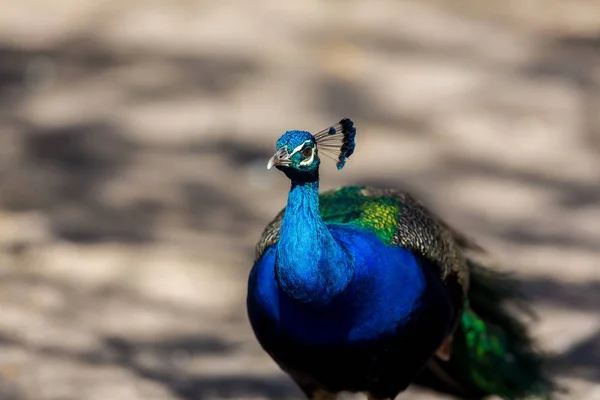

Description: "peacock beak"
267 147 291 169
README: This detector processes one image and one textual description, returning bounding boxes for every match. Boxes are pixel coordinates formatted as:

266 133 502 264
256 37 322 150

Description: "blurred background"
0 0 599 399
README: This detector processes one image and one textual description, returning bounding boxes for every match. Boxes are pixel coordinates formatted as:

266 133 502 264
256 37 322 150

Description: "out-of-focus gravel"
0 1 599 399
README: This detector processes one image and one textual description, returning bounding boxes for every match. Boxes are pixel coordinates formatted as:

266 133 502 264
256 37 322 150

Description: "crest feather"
314 118 356 170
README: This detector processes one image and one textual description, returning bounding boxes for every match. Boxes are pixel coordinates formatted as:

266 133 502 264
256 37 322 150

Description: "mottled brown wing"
255 207 285 262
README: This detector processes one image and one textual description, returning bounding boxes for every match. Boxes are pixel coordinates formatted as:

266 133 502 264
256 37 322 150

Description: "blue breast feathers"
248 224 429 346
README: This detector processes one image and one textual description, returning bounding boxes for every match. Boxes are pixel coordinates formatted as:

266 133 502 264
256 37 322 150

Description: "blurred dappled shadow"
0 1 599 399
0 39 264 247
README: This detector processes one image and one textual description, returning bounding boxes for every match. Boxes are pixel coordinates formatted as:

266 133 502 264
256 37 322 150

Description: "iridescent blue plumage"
248 119 456 399
251 196 444 344
275 180 352 305
247 119 553 400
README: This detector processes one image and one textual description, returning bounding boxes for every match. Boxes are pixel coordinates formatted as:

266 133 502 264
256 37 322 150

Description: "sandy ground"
0 1 599 399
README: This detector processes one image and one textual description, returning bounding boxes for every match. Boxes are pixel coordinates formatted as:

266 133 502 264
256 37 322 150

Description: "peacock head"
267 118 356 180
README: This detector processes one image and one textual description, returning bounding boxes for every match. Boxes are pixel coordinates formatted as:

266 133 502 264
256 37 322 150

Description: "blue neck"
275 177 354 305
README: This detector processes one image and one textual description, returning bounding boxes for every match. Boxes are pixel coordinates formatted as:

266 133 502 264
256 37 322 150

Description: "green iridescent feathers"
256 185 403 259
447 265 554 399
319 186 400 243
255 185 468 315
418 231 555 400
256 186 469 295
320 187 552 399
255 184 554 399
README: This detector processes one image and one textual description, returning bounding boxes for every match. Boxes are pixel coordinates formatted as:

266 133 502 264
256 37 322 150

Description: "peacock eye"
301 147 313 158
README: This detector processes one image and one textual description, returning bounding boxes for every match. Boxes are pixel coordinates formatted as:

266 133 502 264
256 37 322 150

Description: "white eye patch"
299 147 315 166
288 140 316 166
289 140 312 157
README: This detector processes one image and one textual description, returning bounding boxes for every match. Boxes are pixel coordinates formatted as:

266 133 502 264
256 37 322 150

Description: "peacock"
246 118 554 400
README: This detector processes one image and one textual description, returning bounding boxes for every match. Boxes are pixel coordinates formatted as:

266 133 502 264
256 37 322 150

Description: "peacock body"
246 119 553 400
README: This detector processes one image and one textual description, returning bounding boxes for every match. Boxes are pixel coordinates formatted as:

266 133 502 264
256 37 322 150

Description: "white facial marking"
289 140 312 157
299 147 315 166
